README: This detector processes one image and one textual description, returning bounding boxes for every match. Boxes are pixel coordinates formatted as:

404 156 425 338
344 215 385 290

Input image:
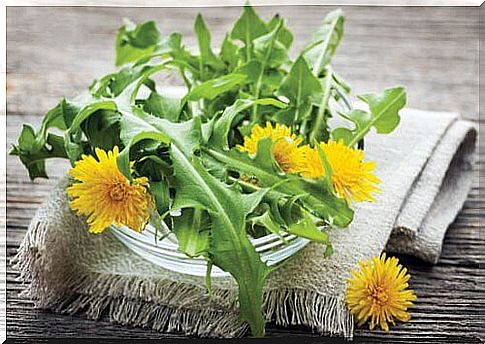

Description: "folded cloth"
15 109 477 339
386 119 477 263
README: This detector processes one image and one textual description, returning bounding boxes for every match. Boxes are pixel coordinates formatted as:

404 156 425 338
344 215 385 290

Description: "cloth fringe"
14 212 353 339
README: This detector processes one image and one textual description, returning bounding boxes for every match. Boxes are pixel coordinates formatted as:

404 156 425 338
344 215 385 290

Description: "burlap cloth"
15 109 477 339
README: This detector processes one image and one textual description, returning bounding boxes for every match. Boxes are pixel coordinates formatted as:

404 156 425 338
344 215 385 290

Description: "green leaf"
11 127 68 180
205 260 213 296
9 100 72 179
331 127 353 145
220 34 240 71
315 141 333 189
65 100 118 162
115 20 161 66
90 65 155 98
172 208 210 258
230 5 268 45
164 36 201 84
170 146 270 336
186 73 247 101
150 179 171 215
209 98 287 150
332 70 351 94
253 19 288 68
67 101 118 133
250 18 289 122
286 212 330 245
358 87 406 134
258 69 285 96
324 244 334 257
194 14 225 72
29 100 69 152
250 208 285 238
142 91 181 122
39 101 67 134
61 98 83 128
117 129 170 179
276 56 322 123
81 110 121 151
346 86 407 146
337 109 371 139
116 109 172 178
267 14 293 49
234 60 261 83
304 9 344 76
277 55 322 105
307 67 333 142
136 154 172 180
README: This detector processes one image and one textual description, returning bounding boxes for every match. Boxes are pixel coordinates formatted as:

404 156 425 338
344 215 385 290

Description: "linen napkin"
14 108 477 339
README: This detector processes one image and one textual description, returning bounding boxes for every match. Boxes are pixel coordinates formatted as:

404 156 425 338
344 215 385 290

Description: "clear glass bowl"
110 222 311 278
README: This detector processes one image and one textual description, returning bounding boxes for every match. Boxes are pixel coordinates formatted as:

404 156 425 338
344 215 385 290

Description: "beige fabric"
15 109 477 339
386 120 477 263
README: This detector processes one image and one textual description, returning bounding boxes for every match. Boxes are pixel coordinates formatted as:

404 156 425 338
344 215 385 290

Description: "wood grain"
6 5 484 343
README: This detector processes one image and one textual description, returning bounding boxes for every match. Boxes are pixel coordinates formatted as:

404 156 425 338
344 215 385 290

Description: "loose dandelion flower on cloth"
346 253 417 331
66 146 153 234
238 122 304 174
298 140 380 203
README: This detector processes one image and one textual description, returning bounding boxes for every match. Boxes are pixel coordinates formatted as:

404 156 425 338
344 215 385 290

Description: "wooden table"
6 5 484 343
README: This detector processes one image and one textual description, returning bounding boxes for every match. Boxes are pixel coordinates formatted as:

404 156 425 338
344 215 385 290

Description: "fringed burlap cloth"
14 109 477 339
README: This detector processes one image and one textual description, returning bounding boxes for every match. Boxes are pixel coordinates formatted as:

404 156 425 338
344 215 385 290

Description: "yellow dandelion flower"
66 146 153 234
237 122 304 174
297 140 380 203
346 253 417 331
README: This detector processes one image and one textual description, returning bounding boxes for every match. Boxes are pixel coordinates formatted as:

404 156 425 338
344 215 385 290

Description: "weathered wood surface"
6 6 484 343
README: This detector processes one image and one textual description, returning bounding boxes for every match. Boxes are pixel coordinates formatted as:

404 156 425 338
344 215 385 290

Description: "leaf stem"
308 66 333 143
251 21 282 123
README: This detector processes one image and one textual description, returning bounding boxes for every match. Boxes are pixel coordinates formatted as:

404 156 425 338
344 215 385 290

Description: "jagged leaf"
304 9 344 76
358 87 406 134
115 20 161 66
341 86 407 146
142 91 181 122
11 128 67 180
170 146 270 336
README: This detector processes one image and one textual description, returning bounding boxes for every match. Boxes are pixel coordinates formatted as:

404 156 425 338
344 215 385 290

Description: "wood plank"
7 6 478 120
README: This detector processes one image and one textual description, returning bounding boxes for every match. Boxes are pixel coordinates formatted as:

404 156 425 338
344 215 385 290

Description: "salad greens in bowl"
11 5 406 337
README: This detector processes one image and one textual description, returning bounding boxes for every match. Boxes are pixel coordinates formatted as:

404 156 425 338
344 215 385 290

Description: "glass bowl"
110 222 312 278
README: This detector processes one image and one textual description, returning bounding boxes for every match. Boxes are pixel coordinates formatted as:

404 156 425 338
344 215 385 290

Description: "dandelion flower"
66 146 153 234
346 253 417 331
238 122 304 174
298 140 380 203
